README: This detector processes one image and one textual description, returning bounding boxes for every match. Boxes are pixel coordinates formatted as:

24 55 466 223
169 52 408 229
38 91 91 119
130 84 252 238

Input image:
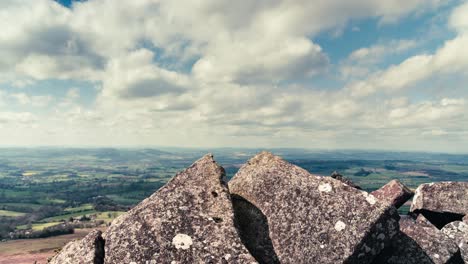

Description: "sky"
0 0 467 152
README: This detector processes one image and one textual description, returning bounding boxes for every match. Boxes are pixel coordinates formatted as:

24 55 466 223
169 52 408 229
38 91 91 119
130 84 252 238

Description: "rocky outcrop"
375 217 463 264
410 182 468 228
49 229 104 264
103 154 255 263
441 221 468 263
371 179 413 209
330 171 362 189
50 152 468 264
229 152 399 264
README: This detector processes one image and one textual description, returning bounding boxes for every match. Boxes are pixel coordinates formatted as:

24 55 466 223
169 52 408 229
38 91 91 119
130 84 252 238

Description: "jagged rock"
103 154 255 263
331 171 362 189
410 182 468 229
229 152 399 264
464 215 468 224
49 229 104 264
375 217 463 264
371 179 413 209
441 221 468 263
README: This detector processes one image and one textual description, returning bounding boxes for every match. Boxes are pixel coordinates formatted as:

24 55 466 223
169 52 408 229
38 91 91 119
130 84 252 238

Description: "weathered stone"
375 217 463 264
464 215 468 224
229 151 399 264
441 221 468 263
371 179 413 209
331 171 362 189
103 154 255 263
410 182 468 229
49 229 104 264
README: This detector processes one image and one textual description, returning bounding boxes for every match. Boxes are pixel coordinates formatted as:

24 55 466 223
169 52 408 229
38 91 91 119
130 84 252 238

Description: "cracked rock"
102 154 255 263
410 182 468 229
229 151 399 264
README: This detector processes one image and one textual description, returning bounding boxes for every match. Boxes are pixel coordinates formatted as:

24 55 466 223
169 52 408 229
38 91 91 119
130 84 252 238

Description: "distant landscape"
0 148 467 262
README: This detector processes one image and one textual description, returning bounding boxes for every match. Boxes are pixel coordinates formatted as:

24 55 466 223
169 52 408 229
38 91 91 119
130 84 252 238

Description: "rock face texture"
410 182 468 229
49 229 104 264
50 152 468 264
371 179 413 209
102 154 255 263
441 221 468 263
375 217 463 264
229 152 399 264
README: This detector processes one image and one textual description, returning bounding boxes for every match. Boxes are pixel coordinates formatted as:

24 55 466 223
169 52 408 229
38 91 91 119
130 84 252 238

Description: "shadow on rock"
232 194 280 264
372 231 433 264
413 209 464 229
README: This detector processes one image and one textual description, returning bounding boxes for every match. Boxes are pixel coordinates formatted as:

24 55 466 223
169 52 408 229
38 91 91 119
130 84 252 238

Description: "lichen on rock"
102 154 256 263
229 151 400 264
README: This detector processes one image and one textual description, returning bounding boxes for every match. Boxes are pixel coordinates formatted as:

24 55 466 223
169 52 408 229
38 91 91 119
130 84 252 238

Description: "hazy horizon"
1 0 468 152
0 145 467 155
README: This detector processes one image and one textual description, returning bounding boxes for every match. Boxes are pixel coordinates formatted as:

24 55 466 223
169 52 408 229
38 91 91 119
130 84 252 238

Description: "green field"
0 210 26 217
40 210 97 222
64 203 93 212
17 222 63 231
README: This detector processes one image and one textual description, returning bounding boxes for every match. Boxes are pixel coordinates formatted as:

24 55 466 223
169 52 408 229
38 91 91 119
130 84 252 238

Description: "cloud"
0 0 104 81
0 112 36 125
0 0 466 151
101 49 191 99
340 39 418 79
193 37 328 84
449 1 468 33
347 33 468 97
10 93 53 107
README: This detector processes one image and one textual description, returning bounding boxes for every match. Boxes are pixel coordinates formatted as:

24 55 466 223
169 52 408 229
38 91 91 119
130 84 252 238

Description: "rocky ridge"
50 152 468 264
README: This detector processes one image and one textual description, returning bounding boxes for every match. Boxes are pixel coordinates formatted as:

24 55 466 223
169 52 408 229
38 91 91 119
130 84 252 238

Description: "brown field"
0 228 104 264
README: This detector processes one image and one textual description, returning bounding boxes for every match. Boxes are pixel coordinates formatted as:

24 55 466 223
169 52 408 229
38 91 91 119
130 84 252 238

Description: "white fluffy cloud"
0 0 467 151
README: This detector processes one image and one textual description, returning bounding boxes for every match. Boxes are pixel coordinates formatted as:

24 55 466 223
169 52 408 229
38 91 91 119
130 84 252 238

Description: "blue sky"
0 0 467 152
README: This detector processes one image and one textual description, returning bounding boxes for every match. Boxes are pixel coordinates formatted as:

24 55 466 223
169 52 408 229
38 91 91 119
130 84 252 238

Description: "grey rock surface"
441 221 468 263
410 182 468 229
229 151 399 264
375 217 463 264
371 179 413 209
103 154 256 264
49 229 104 264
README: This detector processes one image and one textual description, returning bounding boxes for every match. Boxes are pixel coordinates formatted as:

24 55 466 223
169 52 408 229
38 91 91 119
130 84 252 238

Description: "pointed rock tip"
195 153 216 163
249 151 283 165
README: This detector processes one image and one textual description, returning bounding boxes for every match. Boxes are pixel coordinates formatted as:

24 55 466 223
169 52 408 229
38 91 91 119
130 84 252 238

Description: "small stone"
330 171 362 189
371 179 413 209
